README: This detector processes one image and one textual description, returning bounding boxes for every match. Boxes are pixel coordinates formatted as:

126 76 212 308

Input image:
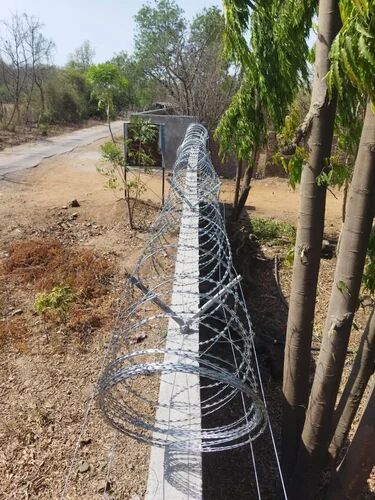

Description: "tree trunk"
35 77 45 121
231 149 257 221
293 100 375 498
107 102 115 143
281 0 341 479
326 376 375 500
329 306 375 463
233 159 243 211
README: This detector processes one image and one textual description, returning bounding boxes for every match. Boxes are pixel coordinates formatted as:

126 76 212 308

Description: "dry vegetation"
0 179 160 498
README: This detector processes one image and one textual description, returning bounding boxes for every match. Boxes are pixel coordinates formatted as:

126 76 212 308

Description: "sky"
0 0 222 66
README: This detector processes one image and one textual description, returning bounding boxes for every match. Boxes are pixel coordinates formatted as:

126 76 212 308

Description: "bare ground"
0 143 373 499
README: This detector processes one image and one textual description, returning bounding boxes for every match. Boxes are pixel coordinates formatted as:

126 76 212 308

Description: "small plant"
98 117 158 229
251 217 296 245
284 244 295 268
34 284 76 321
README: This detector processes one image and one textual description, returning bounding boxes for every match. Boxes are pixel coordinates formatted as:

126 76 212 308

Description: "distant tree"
134 1 235 129
68 40 95 72
0 13 54 127
0 14 29 127
22 14 54 121
86 63 127 141
110 51 154 110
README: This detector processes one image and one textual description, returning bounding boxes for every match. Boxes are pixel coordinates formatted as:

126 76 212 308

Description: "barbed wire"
97 123 267 452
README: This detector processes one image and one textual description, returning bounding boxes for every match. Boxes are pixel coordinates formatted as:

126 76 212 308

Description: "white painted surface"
146 150 202 499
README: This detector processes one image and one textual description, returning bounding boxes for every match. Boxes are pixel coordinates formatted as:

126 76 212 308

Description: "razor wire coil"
97 123 267 452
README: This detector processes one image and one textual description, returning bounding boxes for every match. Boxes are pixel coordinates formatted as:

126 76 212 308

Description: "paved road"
0 121 123 178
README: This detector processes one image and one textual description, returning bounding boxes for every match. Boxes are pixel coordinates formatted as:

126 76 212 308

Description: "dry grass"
0 318 29 353
4 238 113 299
1 238 115 347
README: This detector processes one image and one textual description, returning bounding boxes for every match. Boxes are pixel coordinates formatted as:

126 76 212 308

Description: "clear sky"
0 0 222 66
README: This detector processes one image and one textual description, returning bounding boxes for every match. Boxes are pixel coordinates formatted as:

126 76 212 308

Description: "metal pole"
160 123 166 206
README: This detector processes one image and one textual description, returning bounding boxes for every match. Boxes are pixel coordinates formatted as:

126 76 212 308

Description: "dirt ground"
0 140 373 499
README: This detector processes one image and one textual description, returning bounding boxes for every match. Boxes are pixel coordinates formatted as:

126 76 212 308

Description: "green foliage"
134 1 232 127
87 63 127 114
215 74 266 163
316 155 352 189
284 244 295 268
110 51 154 109
218 0 315 173
129 116 158 145
223 0 315 128
98 118 157 228
274 146 307 190
34 285 76 318
101 141 124 166
251 217 296 245
44 68 95 123
98 142 124 192
327 1 375 104
363 229 375 295
135 0 186 71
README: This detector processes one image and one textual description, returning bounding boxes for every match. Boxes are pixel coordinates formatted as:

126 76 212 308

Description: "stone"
78 461 90 473
69 199 80 207
10 308 23 316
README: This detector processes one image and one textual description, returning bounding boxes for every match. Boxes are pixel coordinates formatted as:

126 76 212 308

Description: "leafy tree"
87 63 127 141
134 1 235 129
68 40 95 72
218 1 314 221
215 75 266 219
110 51 154 110
279 0 341 479
291 1 375 495
98 118 157 229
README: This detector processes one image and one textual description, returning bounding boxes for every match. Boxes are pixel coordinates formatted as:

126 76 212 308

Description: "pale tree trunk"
281 0 341 478
293 100 375 498
326 376 375 500
231 149 258 221
329 306 375 463
233 159 243 211
107 102 115 143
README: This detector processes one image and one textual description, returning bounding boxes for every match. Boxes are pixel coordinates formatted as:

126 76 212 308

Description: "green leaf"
356 22 374 38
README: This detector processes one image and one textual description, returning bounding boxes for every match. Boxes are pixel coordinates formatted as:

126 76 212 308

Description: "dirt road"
0 121 123 178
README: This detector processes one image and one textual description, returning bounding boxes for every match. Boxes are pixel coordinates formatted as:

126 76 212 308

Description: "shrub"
34 284 76 319
251 217 296 245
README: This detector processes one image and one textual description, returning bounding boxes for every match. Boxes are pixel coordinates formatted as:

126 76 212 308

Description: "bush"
251 217 296 245
34 285 76 319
